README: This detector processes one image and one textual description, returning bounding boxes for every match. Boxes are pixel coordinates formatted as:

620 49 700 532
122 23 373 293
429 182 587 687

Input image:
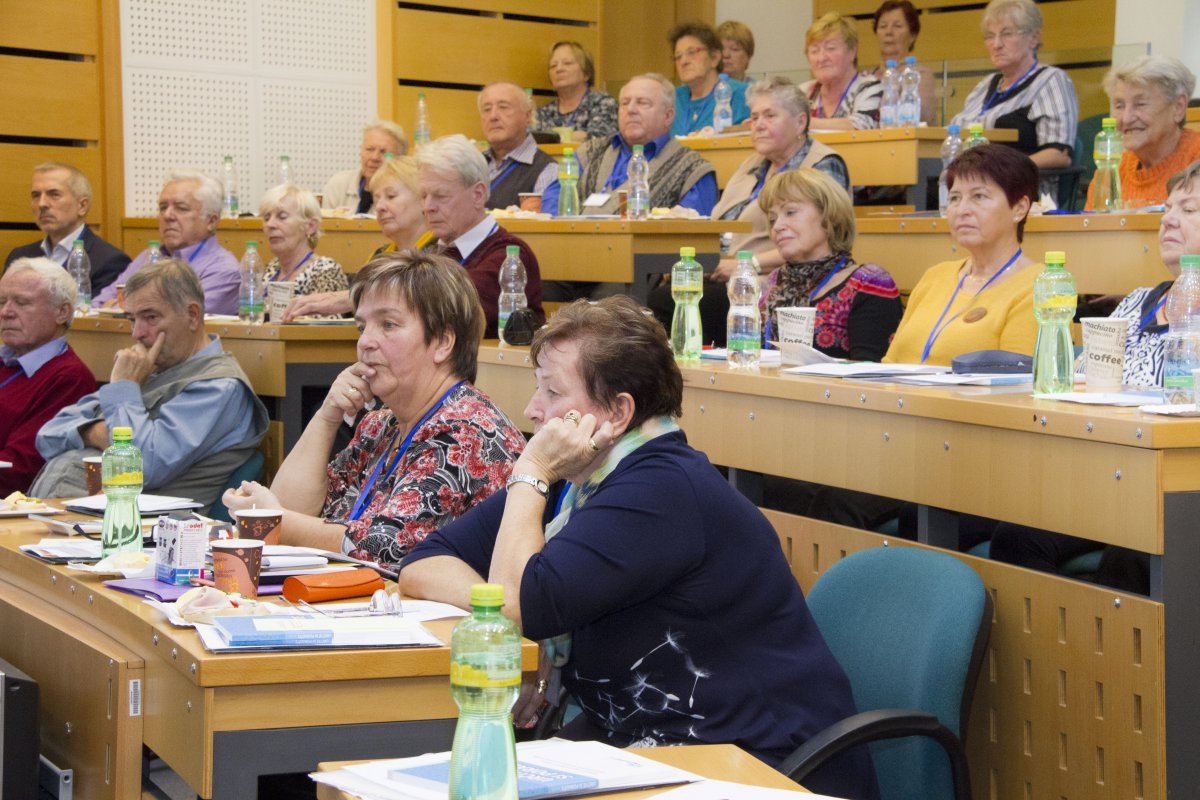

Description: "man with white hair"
478 81 558 210
322 120 408 214
573 73 717 216
0 257 97 495
5 163 131 294
417 134 544 338
94 171 241 315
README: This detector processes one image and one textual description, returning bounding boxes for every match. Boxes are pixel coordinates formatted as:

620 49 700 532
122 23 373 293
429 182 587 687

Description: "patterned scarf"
763 251 849 334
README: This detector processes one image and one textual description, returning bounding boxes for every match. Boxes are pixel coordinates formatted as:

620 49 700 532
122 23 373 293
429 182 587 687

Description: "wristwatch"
507 473 549 498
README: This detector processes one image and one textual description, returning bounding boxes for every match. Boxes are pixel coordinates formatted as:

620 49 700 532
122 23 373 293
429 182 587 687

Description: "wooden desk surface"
0 521 536 799
316 744 807 800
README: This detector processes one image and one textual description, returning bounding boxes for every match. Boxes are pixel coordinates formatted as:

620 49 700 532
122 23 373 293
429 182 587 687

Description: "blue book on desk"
211 615 334 647
390 760 599 798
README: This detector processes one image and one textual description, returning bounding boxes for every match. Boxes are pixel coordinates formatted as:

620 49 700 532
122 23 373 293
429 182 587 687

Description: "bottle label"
450 660 521 688
105 471 144 485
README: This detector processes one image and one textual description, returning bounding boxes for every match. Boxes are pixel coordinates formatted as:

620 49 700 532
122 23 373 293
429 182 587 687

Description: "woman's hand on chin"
520 411 616 483
317 363 377 424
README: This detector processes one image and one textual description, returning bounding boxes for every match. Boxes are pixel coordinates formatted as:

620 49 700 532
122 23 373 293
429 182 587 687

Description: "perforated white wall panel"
121 0 375 216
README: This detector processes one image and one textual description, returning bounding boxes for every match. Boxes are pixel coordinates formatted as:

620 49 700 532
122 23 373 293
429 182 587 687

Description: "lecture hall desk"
0 520 536 800
471 344 1198 800
122 216 748 303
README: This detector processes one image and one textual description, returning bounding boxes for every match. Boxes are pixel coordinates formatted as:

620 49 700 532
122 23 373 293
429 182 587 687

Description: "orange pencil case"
281 567 385 603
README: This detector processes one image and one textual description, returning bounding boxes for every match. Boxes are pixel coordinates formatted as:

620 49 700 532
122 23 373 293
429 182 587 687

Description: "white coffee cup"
775 306 816 348
1080 317 1129 391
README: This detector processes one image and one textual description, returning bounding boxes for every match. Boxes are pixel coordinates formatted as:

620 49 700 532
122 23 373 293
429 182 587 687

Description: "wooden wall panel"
598 0 679 84
0 56 100 141
0 0 99 53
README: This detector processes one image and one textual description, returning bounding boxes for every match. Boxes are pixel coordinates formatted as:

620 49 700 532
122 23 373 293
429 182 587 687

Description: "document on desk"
1036 390 1164 406
884 372 1032 386
194 613 443 652
65 493 201 515
646 779 827 799
783 362 948 378
312 739 702 800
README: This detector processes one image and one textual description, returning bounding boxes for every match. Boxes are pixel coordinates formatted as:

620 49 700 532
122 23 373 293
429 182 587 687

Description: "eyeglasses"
673 47 709 62
983 29 1026 44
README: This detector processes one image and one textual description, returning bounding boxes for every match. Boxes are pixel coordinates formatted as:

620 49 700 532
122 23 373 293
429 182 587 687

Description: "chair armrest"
779 708 972 800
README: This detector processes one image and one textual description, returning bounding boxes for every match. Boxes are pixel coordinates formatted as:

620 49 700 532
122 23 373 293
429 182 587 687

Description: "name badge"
583 192 611 207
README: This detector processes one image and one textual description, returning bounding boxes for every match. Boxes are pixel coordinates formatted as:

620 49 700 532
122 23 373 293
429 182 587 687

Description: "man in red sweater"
0 258 97 495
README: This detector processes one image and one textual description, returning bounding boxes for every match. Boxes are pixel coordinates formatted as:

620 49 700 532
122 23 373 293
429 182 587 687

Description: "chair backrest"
207 450 266 523
806 546 990 800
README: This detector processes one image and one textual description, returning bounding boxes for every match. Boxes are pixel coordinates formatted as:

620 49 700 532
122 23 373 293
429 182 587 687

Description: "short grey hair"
981 0 1042 34
1104 55 1196 129
164 170 223 218
364 120 409 155
4 257 77 324
746 75 811 126
32 163 91 201
623 73 676 112
478 81 533 113
126 258 205 315
415 134 489 191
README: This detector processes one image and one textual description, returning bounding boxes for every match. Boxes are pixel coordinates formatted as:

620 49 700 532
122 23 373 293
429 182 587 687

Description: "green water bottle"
100 426 142 557
670 247 703 361
1032 251 1077 394
448 583 521 800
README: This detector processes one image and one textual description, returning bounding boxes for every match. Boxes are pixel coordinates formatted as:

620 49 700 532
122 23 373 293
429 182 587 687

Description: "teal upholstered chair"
207 450 266 523
780 546 991 800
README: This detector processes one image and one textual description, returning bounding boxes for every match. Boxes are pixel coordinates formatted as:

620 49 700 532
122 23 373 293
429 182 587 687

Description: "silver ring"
564 411 581 425
588 437 600 452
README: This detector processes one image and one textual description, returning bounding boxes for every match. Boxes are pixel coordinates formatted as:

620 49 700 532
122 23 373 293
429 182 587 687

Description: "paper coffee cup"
267 281 296 323
775 307 816 348
83 456 103 495
518 193 542 213
210 539 264 598
1080 317 1129 391
231 508 283 545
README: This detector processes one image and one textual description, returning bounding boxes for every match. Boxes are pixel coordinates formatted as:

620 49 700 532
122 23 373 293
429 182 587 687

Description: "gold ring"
564 411 581 425
588 437 600 452
347 386 358 394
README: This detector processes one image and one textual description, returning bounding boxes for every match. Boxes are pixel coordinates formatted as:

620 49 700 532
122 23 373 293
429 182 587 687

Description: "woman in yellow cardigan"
883 143 1040 364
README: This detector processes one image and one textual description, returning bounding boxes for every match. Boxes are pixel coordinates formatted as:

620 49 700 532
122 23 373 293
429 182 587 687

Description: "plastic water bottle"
147 240 163 262
938 124 963 216
963 123 989 150
1163 254 1200 403
898 56 921 127
222 155 239 218
447 583 520 800
67 239 91 315
557 147 580 217
670 247 703 361
1032 251 1077 394
414 92 432 147
238 241 266 324
879 60 899 129
713 73 734 133
726 251 761 368
278 155 291 186
627 144 650 220
1092 117 1123 213
101 426 142 558
497 246 527 345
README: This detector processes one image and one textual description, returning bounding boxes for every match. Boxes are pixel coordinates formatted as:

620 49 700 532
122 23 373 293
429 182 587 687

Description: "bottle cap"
719 73 728 80
679 247 696 258
246 241 258 249
224 155 233 162
886 59 896 68
1045 250 1066 265
633 144 644 154
73 239 84 246
906 55 916 64
947 124 959 136
505 245 519 256
469 583 504 607
281 154 289 161
969 123 983 133
564 147 574 156
1102 117 1115 127
737 250 753 260
112 426 133 440
1181 254 1200 269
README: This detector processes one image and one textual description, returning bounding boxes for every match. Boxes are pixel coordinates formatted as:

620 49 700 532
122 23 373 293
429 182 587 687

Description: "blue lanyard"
815 73 857 118
921 249 1022 363
1139 293 1168 332
490 160 520 190
983 61 1038 111
346 380 464 522
271 251 312 282
180 236 209 264
763 255 848 344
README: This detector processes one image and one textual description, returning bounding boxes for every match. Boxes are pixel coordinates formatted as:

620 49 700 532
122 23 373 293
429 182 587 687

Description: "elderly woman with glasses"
950 0 1077 174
